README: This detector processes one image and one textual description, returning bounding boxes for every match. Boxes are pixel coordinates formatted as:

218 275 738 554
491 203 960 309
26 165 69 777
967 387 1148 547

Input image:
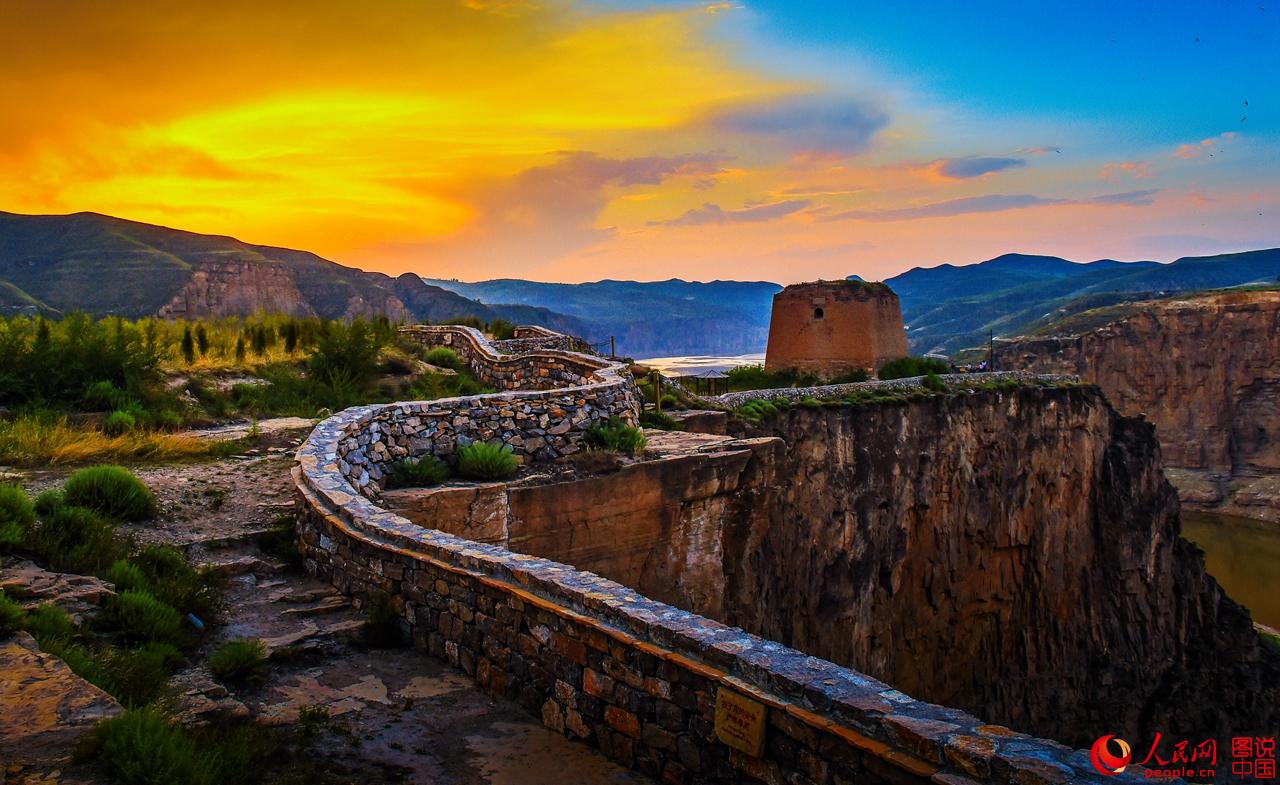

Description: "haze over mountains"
2 211 1277 358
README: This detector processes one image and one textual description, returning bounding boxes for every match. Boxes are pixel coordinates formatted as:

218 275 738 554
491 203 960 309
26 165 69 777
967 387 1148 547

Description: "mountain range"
0 211 584 333
2 210 1277 358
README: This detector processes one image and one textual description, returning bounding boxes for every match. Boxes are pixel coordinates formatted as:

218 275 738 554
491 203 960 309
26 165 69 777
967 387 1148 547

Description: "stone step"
261 619 365 654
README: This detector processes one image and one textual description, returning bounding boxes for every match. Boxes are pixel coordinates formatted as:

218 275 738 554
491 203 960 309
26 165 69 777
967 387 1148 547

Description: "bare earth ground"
2 419 648 785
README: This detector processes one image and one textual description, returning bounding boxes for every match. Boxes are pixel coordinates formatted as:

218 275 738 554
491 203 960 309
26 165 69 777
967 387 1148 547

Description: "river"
1181 511 1280 630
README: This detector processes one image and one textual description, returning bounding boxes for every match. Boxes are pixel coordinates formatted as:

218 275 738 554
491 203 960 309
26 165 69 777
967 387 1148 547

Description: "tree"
234 336 246 364
194 324 209 356
180 326 196 365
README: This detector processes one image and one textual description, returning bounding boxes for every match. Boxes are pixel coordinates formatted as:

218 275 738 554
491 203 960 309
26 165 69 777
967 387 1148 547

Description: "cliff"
994 290 1280 520
728 388 1279 747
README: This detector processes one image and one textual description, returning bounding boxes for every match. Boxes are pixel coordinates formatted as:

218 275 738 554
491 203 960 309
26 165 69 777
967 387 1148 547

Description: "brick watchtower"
764 280 908 378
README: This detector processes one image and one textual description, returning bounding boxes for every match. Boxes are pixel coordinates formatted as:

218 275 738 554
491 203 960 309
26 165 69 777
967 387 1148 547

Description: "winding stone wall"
334 326 640 497
295 328 1154 785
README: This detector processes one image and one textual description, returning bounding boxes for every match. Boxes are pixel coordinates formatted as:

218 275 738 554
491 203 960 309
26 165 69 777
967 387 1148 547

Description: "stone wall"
330 325 639 498
295 349 1165 785
707 371 1076 409
764 281 908 378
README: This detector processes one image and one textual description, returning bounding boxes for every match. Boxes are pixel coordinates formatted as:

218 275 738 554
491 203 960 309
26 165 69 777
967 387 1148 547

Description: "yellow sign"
714 687 766 757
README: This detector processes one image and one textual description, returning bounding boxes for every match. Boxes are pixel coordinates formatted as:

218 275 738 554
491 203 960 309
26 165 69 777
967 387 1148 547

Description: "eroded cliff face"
994 291 1280 519
157 257 316 318
727 388 1278 747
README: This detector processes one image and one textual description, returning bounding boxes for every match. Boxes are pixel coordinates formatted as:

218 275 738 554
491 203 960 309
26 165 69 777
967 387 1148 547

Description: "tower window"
813 307 824 320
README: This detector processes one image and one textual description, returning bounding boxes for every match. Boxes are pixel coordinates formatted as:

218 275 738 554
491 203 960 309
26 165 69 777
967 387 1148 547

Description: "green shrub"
455 441 518 480
734 397 789 424
28 505 130 574
829 368 870 384
63 465 155 521
922 372 947 393
385 456 450 489
107 590 185 647
34 488 64 516
0 483 35 547
91 707 220 785
23 603 76 647
422 347 462 371
84 380 131 412
877 356 949 381
129 544 220 620
0 590 25 636
659 394 679 409
73 643 180 707
638 410 682 431
583 417 647 455
208 638 268 685
106 560 149 593
102 410 137 436
487 319 517 340
723 364 819 392
360 594 405 648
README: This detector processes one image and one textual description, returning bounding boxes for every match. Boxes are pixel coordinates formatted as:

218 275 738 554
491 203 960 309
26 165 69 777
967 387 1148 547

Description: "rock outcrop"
157 257 316 318
993 290 1280 520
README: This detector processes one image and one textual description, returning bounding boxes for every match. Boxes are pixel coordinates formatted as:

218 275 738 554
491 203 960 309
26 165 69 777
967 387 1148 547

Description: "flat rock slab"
0 632 122 772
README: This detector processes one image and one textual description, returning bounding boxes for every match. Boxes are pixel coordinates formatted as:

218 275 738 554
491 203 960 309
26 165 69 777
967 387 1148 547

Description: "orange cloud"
1173 132 1237 160
1099 161 1152 180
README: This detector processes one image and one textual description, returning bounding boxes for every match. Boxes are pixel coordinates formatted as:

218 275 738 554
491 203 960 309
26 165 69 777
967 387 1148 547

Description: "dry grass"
0 416 225 467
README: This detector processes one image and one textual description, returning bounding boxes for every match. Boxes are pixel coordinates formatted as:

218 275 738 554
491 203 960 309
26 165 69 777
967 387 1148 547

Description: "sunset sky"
1 0 1276 283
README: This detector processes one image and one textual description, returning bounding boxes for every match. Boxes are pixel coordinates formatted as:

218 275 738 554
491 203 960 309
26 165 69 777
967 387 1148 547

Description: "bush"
487 319 517 340
877 356 949 381
583 418 647 455
106 560 149 593
0 483 35 548
91 707 220 785
360 594 405 648
455 441 518 481
63 465 155 521
34 488 64 516
638 410 682 431
923 372 948 393
659 394 679 409
102 410 138 436
28 505 130 574
723 364 819 392
385 456 450 489
829 368 870 384
208 638 268 684
23 603 77 647
107 590 185 647
422 347 462 371
0 590 25 636
129 544 220 620
734 397 789 424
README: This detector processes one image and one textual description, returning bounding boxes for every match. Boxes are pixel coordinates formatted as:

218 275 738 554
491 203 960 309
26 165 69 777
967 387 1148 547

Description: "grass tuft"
0 589 25 636
106 590 186 647
0 483 35 548
455 441 518 480
63 465 156 522
0 415 218 467
384 455 450 489
208 638 269 685
583 417 647 454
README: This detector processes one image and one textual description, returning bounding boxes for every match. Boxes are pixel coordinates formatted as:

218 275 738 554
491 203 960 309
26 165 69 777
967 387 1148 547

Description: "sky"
1 0 1276 284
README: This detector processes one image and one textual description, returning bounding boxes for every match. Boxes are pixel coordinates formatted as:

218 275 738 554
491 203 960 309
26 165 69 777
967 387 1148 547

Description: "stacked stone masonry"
336 326 640 498
295 326 1134 785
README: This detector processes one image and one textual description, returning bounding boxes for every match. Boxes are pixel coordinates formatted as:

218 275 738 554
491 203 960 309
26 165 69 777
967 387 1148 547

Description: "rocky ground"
1 419 649 785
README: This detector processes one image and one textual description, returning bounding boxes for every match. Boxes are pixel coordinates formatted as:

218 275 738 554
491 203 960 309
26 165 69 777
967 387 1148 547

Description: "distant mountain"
884 249 1280 354
0 212 584 333
423 277 782 357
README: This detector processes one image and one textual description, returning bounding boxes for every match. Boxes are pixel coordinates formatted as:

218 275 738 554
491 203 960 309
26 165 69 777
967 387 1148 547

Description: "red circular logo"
1090 735 1133 776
